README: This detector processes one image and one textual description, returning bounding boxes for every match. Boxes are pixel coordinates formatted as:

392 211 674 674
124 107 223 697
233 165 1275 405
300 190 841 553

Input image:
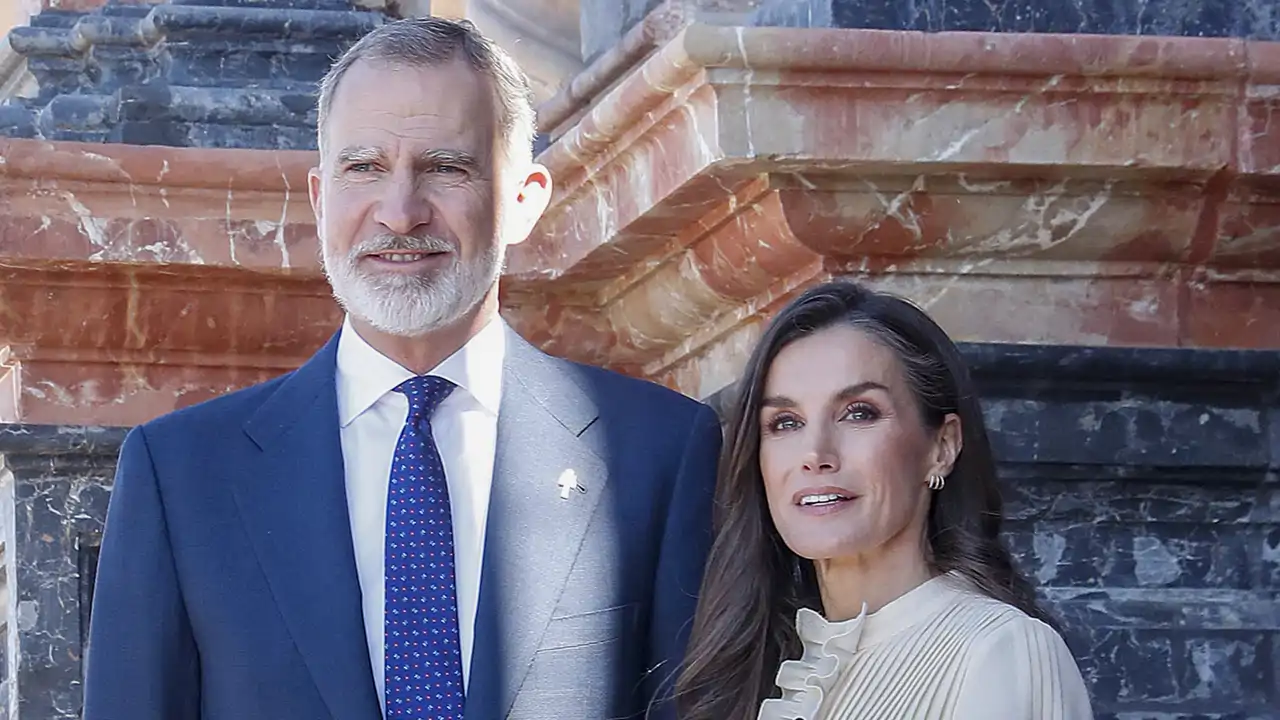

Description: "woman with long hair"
676 280 1091 719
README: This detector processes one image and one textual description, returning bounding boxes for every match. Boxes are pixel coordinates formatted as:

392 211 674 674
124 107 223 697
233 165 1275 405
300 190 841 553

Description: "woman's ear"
930 413 964 478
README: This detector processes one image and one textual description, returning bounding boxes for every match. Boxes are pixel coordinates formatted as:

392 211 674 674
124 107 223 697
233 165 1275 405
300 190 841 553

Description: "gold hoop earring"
927 473 945 491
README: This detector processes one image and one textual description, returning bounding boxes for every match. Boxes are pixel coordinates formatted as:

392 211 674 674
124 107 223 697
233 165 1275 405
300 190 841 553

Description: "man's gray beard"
322 233 502 338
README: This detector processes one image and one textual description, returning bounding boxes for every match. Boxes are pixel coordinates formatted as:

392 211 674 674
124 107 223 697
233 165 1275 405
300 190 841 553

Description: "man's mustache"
351 234 454 256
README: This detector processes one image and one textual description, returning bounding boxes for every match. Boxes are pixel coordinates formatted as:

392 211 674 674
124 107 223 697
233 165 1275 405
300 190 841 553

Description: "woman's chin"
785 538 865 564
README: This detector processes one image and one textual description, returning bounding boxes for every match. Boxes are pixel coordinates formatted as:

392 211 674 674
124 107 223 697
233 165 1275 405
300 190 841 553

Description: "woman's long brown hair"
674 280 1056 720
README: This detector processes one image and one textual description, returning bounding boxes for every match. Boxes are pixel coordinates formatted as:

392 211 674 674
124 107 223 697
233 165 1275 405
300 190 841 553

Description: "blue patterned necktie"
385 375 465 718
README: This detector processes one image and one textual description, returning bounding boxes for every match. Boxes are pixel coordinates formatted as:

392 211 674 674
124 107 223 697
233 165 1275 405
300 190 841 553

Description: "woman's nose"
801 434 840 474
802 457 839 473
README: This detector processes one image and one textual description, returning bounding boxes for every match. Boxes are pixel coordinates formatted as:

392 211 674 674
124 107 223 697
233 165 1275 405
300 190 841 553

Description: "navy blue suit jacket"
82 326 721 720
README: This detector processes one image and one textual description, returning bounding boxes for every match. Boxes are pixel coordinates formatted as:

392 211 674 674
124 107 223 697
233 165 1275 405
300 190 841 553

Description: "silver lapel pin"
557 469 586 499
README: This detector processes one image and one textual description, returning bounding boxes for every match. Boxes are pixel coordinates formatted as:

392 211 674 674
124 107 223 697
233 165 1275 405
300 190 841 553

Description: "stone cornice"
0 138 319 269
0 137 315 191
502 25 1280 391
522 24 1269 282
0 139 333 423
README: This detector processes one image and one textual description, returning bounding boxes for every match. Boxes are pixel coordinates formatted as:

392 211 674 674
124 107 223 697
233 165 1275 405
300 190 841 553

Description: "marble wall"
826 0 1280 38
0 426 123 720
971 343 1280 718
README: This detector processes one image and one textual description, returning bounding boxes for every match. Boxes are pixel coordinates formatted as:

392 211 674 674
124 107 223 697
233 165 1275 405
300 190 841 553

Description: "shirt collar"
794 571 973 651
335 314 506 427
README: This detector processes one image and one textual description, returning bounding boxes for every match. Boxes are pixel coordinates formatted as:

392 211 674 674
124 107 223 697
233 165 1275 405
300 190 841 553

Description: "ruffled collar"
757 572 970 720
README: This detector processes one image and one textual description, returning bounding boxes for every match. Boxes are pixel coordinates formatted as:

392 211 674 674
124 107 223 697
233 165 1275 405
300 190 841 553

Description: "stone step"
151 4 384 41
170 0 366 11
0 84 321 147
0 101 39 139
164 42 347 91
1 0 385 147
26 9 93 29
8 4 382 58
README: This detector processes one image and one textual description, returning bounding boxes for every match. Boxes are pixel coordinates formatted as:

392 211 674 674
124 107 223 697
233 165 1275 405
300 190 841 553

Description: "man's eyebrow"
335 146 383 164
416 148 479 167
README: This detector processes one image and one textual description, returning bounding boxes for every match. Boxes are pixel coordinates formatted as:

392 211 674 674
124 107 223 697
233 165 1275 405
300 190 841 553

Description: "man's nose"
373 173 432 236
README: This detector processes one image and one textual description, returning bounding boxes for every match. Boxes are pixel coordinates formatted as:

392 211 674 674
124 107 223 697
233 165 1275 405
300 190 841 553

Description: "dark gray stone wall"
752 0 1280 39
834 0 1274 37
0 426 125 720
0 0 386 148
969 344 1280 719
0 343 1276 719
747 0 1280 38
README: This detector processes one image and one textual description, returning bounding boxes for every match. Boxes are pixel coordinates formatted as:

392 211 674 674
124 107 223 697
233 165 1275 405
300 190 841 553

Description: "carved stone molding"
0 138 319 268
502 25 1280 397
0 138 338 424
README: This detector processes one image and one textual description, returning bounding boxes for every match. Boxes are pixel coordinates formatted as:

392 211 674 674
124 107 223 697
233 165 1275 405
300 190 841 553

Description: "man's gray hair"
316 17 537 161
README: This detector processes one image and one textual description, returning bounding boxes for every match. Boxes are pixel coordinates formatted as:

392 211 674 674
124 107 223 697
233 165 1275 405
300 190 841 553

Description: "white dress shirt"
334 315 505 711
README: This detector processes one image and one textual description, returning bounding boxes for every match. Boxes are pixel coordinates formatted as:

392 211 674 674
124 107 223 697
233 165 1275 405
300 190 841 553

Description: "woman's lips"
792 486 859 515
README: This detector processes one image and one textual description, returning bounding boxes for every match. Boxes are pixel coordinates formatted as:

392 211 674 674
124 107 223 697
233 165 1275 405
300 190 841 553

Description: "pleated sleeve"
951 614 1094 720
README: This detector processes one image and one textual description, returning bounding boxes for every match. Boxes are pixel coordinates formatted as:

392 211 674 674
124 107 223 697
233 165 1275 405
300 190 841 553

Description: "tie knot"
395 375 455 422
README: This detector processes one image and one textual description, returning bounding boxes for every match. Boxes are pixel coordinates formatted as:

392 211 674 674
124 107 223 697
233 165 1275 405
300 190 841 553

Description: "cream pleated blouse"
758 572 1094 720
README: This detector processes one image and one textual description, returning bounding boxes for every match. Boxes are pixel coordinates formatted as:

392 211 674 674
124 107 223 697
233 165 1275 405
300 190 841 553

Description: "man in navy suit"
82 16 720 720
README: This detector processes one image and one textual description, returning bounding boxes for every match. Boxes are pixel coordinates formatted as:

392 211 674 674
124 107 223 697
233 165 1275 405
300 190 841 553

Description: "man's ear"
505 162 552 246
308 166 324 225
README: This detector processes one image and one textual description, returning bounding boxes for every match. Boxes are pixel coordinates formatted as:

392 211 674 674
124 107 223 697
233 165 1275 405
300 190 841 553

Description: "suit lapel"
234 332 381 720
467 329 606 720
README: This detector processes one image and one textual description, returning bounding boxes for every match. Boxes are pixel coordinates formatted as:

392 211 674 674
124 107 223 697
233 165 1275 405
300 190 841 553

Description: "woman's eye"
762 413 800 434
843 403 879 422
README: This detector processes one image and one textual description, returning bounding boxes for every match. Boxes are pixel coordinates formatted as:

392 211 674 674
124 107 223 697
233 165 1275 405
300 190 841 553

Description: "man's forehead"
324 124 496 165
325 63 496 140
333 57 494 110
